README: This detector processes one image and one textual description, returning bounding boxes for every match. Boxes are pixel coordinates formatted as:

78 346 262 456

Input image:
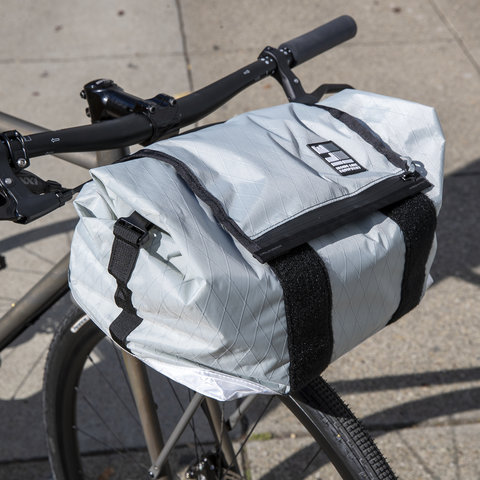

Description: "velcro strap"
382 193 437 323
268 244 333 392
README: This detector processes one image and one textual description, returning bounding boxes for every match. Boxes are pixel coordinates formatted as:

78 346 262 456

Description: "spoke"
166 378 207 456
85 346 142 429
74 422 149 473
166 377 186 411
75 385 146 470
302 447 321 474
230 396 275 470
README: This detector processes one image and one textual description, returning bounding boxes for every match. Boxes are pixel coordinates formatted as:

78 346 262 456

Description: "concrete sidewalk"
0 1 479 478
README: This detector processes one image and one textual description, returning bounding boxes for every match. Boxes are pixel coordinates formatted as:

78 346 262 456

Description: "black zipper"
252 171 432 262
136 148 432 265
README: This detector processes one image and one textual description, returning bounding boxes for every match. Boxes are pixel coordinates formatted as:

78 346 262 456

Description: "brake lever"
0 131 73 223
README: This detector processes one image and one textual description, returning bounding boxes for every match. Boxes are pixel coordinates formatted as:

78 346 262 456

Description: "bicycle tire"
44 303 397 479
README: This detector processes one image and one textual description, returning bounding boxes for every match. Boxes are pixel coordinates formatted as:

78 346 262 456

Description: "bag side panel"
69 158 292 398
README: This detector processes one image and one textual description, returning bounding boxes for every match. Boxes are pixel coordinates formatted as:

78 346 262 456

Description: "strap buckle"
114 214 152 246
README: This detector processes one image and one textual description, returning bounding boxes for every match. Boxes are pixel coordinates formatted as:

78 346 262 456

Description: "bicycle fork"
121 350 245 480
121 351 173 480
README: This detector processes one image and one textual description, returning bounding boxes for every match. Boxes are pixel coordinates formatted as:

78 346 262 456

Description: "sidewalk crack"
429 0 480 76
175 0 194 92
0 52 184 65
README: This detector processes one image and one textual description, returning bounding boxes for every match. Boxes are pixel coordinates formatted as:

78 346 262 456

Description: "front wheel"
43 302 396 479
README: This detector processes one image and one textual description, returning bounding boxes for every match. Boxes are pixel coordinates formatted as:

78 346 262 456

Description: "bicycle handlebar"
0 15 357 223
24 114 152 157
280 15 357 67
24 15 357 158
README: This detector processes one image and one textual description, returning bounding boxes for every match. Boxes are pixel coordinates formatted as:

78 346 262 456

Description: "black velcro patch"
268 244 333 391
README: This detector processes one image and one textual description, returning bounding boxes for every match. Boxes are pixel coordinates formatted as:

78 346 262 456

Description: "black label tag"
308 141 366 176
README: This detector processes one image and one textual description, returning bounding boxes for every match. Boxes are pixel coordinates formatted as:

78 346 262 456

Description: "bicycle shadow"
0 218 77 257
1 360 479 473
430 158 480 285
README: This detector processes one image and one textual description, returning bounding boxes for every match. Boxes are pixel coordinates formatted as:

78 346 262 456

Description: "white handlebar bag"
69 89 444 401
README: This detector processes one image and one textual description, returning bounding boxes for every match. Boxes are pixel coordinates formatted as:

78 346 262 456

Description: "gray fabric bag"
69 89 444 400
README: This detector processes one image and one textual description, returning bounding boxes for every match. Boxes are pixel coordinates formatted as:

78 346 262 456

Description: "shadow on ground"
432 158 480 286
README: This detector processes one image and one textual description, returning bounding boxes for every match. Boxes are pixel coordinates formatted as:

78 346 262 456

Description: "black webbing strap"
107 212 152 350
382 193 437 324
268 244 333 392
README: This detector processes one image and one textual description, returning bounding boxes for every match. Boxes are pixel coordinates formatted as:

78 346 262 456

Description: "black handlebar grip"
279 15 357 67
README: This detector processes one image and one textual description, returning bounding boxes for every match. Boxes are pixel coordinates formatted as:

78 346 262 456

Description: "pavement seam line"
174 0 194 92
0 52 186 65
429 0 480 76
9 344 48 400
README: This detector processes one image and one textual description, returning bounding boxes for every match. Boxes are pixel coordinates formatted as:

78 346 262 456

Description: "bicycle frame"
0 18 370 476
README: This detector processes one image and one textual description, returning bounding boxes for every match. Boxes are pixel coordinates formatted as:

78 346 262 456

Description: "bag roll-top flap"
127 97 431 261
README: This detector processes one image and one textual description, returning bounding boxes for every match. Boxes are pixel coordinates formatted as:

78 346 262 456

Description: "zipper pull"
400 155 418 180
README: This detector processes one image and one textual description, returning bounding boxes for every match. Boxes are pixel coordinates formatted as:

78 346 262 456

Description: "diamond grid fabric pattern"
69 89 444 400
71 157 291 399
320 90 444 212
310 213 405 362
150 102 405 240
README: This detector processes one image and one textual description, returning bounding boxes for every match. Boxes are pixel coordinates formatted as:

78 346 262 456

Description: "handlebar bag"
69 89 444 401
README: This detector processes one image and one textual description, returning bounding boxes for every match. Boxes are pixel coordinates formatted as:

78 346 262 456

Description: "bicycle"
0 16 400 479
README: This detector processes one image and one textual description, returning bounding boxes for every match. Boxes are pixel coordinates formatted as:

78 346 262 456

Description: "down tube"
0 254 69 351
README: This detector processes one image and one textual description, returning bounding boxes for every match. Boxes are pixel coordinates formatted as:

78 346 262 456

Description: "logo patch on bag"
308 141 366 176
